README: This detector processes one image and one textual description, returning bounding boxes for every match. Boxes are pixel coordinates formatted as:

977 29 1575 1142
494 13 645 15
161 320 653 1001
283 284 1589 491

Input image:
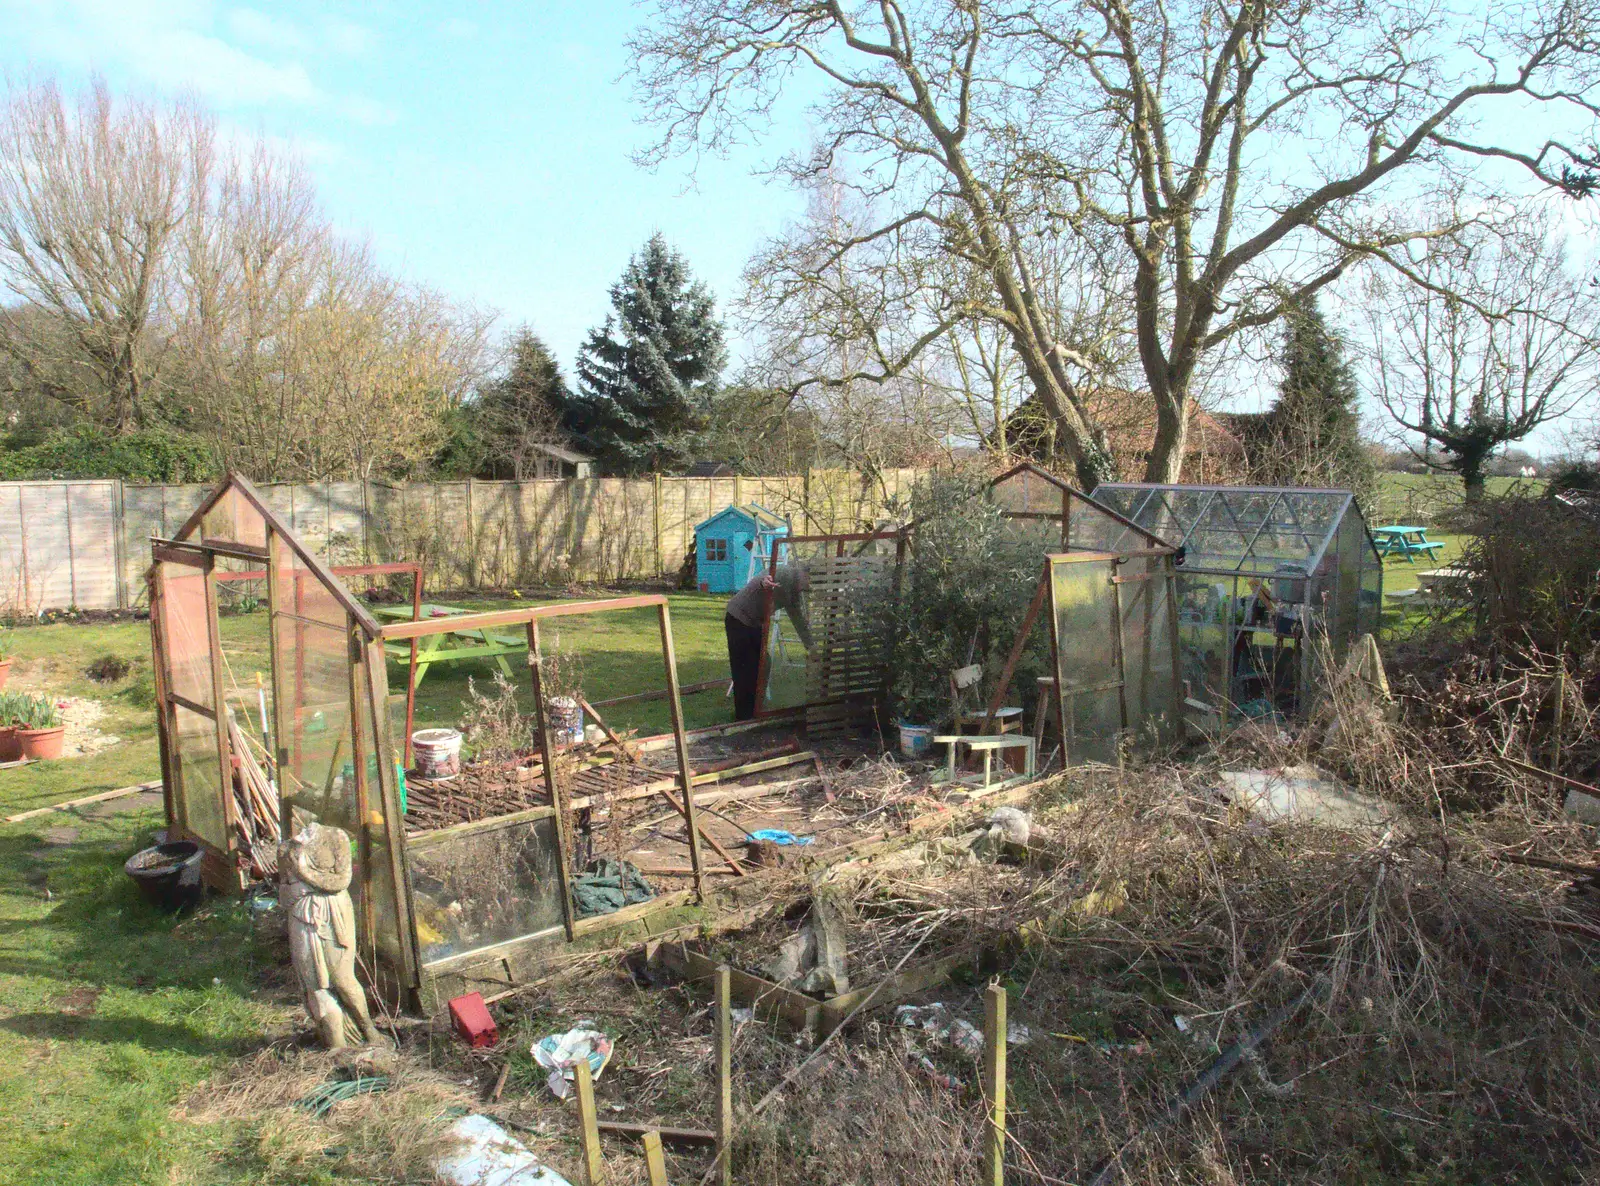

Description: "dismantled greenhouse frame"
755 468 1184 763
1091 483 1384 728
147 473 702 1011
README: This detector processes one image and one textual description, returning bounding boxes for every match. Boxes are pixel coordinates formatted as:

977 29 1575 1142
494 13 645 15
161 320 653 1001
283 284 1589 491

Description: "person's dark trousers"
725 613 763 721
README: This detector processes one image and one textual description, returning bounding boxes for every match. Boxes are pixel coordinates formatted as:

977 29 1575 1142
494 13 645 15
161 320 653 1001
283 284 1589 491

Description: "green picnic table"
1372 524 1445 563
375 602 528 688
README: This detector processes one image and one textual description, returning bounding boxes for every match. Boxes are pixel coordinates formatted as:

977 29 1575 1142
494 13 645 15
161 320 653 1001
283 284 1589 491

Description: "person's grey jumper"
725 565 812 649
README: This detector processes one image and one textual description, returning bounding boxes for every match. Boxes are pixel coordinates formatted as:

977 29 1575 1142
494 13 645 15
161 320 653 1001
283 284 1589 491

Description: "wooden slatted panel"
802 553 896 734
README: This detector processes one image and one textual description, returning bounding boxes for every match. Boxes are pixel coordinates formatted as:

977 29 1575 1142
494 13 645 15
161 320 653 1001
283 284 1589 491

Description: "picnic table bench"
1372 524 1445 563
375 602 528 688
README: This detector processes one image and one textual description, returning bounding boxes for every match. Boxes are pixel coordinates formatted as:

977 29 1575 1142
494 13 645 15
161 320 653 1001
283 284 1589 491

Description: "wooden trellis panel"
801 550 899 736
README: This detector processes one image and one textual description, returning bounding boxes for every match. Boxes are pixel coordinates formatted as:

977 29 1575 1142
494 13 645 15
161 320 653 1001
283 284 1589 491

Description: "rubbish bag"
435 1114 573 1186
531 1023 614 1099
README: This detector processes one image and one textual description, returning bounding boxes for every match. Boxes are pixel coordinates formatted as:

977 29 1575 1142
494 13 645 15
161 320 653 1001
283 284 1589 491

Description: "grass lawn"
0 590 734 1184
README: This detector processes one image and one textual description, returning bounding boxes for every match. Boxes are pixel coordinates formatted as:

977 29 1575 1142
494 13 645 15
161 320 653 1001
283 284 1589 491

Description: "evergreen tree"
1249 296 1375 506
563 235 726 475
434 327 570 479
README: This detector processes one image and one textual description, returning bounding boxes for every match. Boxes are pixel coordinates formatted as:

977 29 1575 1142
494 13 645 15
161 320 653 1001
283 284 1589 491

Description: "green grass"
0 804 288 1184
0 591 736 1183
1371 470 1535 525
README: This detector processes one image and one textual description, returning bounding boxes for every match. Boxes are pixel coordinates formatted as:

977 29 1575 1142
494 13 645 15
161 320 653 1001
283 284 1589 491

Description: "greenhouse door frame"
148 535 269 888
1044 550 1183 767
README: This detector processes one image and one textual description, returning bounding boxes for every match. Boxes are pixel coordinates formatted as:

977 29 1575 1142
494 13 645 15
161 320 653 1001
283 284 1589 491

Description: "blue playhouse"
694 503 791 593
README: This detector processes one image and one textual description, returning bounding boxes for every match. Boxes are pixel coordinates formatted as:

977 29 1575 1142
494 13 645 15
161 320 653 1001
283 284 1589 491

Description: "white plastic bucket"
412 727 462 779
898 722 933 758
549 697 584 747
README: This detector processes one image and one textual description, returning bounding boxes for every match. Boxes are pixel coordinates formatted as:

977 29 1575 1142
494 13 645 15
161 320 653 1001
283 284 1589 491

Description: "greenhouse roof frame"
1093 482 1378 576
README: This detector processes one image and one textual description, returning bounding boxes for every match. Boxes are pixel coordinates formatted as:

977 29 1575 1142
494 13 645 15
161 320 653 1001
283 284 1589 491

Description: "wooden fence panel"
5 470 924 610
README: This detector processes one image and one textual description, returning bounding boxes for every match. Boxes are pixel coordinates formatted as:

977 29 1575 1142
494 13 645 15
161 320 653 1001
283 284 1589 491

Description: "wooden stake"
575 1057 605 1185
984 982 1007 1186
641 1129 669 1186
715 964 733 1186
1551 664 1567 773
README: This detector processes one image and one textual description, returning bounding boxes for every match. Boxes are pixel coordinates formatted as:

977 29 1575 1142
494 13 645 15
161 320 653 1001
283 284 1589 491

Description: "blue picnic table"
1372 525 1445 563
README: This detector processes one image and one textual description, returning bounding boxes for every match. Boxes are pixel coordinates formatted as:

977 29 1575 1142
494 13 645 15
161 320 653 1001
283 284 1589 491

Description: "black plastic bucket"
124 841 203 911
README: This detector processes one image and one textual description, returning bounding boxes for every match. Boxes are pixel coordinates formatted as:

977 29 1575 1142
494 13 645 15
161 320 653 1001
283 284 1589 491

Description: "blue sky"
0 0 811 371
1 1 1591 457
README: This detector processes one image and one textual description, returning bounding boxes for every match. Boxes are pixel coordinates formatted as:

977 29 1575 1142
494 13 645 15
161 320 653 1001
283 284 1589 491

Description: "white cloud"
1 0 375 113
440 18 479 40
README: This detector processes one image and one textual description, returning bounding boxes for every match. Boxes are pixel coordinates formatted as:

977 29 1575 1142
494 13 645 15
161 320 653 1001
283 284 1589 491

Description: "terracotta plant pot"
0 659 11 689
17 725 64 761
0 726 19 763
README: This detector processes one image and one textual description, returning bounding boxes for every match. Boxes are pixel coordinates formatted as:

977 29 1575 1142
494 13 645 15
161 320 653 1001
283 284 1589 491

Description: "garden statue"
280 821 382 1049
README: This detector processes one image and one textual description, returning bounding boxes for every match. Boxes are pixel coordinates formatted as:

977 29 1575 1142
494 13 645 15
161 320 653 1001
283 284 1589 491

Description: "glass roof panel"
1095 483 1361 575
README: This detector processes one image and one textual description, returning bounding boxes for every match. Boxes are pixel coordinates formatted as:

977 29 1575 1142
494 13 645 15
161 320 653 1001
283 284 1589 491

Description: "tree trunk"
1458 450 1489 503
1144 388 1189 484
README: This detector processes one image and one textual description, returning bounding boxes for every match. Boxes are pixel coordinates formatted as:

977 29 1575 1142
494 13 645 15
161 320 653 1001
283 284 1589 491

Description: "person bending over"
724 564 812 720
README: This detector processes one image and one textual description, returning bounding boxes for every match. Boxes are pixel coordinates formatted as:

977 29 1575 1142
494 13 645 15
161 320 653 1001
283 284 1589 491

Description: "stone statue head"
283 821 353 894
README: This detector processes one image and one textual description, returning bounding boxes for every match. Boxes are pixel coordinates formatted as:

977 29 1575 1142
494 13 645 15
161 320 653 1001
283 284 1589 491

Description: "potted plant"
0 692 21 763
16 695 65 761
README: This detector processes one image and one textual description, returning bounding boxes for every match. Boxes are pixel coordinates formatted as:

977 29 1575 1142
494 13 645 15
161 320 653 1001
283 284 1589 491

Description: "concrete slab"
1217 764 1390 829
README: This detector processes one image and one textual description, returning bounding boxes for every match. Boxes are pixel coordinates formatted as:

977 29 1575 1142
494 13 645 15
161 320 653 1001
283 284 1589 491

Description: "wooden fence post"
641 1129 669 1186
654 473 664 577
716 964 733 1186
575 1057 605 1185
984 982 1007 1186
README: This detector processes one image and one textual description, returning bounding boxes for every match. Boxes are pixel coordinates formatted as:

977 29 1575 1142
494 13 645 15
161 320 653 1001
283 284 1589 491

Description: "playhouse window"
706 538 728 562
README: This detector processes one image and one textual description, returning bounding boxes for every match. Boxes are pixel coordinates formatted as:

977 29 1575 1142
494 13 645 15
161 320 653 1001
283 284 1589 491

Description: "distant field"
1370 471 1537 526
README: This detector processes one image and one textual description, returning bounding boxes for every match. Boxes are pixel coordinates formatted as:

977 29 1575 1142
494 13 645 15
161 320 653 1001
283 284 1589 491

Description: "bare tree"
0 79 202 430
631 0 1600 486
176 140 328 477
1365 211 1599 501
738 178 970 487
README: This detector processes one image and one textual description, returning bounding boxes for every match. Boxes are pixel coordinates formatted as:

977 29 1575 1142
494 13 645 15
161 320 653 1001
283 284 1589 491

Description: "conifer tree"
1251 296 1375 506
563 235 725 475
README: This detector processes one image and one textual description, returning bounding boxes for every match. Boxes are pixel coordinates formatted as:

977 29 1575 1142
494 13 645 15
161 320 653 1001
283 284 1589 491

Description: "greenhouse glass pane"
1050 558 1123 766
173 704 228 850
408 817 565 965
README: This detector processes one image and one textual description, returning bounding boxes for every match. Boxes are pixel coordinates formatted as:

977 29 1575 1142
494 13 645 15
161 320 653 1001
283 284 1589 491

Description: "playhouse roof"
1092 482 1376 575
694 503 788 533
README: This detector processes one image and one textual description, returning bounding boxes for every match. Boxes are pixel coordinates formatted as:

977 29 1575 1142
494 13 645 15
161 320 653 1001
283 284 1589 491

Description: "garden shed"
1091 483 1383 728
694 503 789 593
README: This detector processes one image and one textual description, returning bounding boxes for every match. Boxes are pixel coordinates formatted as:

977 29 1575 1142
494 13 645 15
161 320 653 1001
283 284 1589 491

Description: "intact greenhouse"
1091 483 1383 729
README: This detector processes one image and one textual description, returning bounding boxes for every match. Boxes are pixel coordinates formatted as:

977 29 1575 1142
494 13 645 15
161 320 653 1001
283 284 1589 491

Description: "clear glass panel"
1051 558 1123 766
346 649 409 979
173 704 228 850
1116 556 1180 747
1096 485 1355 577
991 466 1067 514
200 486 268 548
1174 572 1232 715
761 538 898 714
407 817 565 964
160 562 213 708
1066 497 1144 553
274 585 357 829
